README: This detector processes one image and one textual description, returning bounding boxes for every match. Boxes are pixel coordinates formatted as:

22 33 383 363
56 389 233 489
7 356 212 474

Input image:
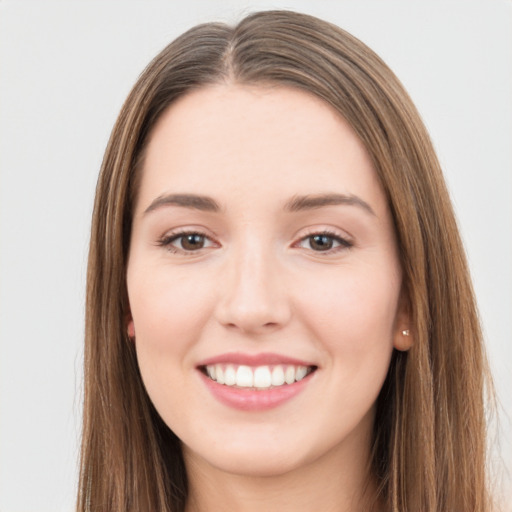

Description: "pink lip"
197 352 315 367
199 372 314 411
196 352 317 411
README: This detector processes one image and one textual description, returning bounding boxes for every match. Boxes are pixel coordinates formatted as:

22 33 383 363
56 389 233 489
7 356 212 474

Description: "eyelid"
292 227 354 253
155 225 353 255
157 227 220 254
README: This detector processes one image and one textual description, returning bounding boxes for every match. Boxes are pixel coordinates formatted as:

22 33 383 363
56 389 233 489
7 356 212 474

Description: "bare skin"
127 84 410 512
184 409 377 512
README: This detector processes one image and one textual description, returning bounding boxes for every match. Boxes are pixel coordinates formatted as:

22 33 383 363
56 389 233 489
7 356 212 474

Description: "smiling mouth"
200 364 317 390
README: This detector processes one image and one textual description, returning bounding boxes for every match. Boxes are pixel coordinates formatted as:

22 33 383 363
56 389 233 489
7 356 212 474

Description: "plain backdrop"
0 1 511 511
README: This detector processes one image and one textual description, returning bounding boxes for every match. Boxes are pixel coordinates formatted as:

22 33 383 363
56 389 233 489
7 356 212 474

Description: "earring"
402 329 410 336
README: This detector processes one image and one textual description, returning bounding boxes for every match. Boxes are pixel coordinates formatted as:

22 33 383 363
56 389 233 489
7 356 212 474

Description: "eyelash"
157 230 217 255
157 229 353 255
294 230 353 253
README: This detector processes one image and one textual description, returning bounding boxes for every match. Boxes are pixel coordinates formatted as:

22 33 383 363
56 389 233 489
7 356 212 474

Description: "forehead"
137 83 387 215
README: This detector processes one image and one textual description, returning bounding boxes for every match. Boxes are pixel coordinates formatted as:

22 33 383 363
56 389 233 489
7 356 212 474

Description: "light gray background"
1 1 511 511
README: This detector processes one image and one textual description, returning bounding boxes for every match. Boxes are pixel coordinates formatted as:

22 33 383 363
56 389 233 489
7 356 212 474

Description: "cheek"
128 268 211 347
126 266 218 403
306 265 399 320
284 265 400 448
126 268 214 418
297 265 400 366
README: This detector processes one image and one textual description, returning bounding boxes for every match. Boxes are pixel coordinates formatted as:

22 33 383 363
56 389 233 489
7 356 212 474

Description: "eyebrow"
144 193 221 215
143 192 375 216
284 193 376 216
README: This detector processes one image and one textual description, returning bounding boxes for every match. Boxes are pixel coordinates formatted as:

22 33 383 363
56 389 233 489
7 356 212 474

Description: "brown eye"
309 235 334 251
180 234 206 250
159 231 216 253
296 232 353 253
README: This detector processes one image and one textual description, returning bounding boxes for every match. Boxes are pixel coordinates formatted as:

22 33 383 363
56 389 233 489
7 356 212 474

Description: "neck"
183 424 379 512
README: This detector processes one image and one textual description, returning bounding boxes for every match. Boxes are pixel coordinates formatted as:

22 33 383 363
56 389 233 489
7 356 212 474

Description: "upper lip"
197 352 317 368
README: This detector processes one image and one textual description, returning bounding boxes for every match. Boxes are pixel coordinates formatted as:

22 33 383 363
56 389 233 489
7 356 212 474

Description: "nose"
214 246 291 335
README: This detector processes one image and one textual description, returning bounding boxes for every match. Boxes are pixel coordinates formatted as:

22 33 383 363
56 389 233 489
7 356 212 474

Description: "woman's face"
127 84 410 478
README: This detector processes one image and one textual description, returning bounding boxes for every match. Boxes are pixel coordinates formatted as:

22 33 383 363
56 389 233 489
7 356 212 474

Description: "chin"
190 445 307 478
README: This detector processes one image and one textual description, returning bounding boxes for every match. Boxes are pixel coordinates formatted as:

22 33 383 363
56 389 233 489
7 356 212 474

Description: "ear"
126 314 135 340
393 291 413 352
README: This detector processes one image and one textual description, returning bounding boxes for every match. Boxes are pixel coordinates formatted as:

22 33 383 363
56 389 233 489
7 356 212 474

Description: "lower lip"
199 371 313 411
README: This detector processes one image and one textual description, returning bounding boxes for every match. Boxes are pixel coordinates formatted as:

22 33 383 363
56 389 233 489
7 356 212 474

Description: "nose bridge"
216 236 290 333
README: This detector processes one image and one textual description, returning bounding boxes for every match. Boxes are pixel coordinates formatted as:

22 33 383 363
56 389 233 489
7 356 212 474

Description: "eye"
297 232 352 252
158 231 216 253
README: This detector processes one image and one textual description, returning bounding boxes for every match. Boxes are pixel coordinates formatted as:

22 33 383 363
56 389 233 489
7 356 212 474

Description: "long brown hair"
79 10 492 511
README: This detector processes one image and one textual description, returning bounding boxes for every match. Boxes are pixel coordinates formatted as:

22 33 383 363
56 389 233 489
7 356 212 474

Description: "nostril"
213 271 292 333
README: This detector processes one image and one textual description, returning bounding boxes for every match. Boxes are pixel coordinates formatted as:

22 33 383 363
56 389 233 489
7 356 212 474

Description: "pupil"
311 235 333 251
182 234 204 250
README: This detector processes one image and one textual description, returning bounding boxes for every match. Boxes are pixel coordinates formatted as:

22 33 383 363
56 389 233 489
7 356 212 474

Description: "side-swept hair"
79 10 491 511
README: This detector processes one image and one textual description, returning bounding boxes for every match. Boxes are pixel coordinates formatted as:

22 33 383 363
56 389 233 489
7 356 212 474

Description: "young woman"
78 10 493 512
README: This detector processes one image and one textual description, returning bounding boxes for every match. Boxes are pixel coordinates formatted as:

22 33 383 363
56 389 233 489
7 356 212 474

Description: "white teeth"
295 366 308 381
236 365 253 387
207 365 216 380
271 366 285 386
253 366 272 389
224 365 236 386
285 366 295 385
205 363 313 388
